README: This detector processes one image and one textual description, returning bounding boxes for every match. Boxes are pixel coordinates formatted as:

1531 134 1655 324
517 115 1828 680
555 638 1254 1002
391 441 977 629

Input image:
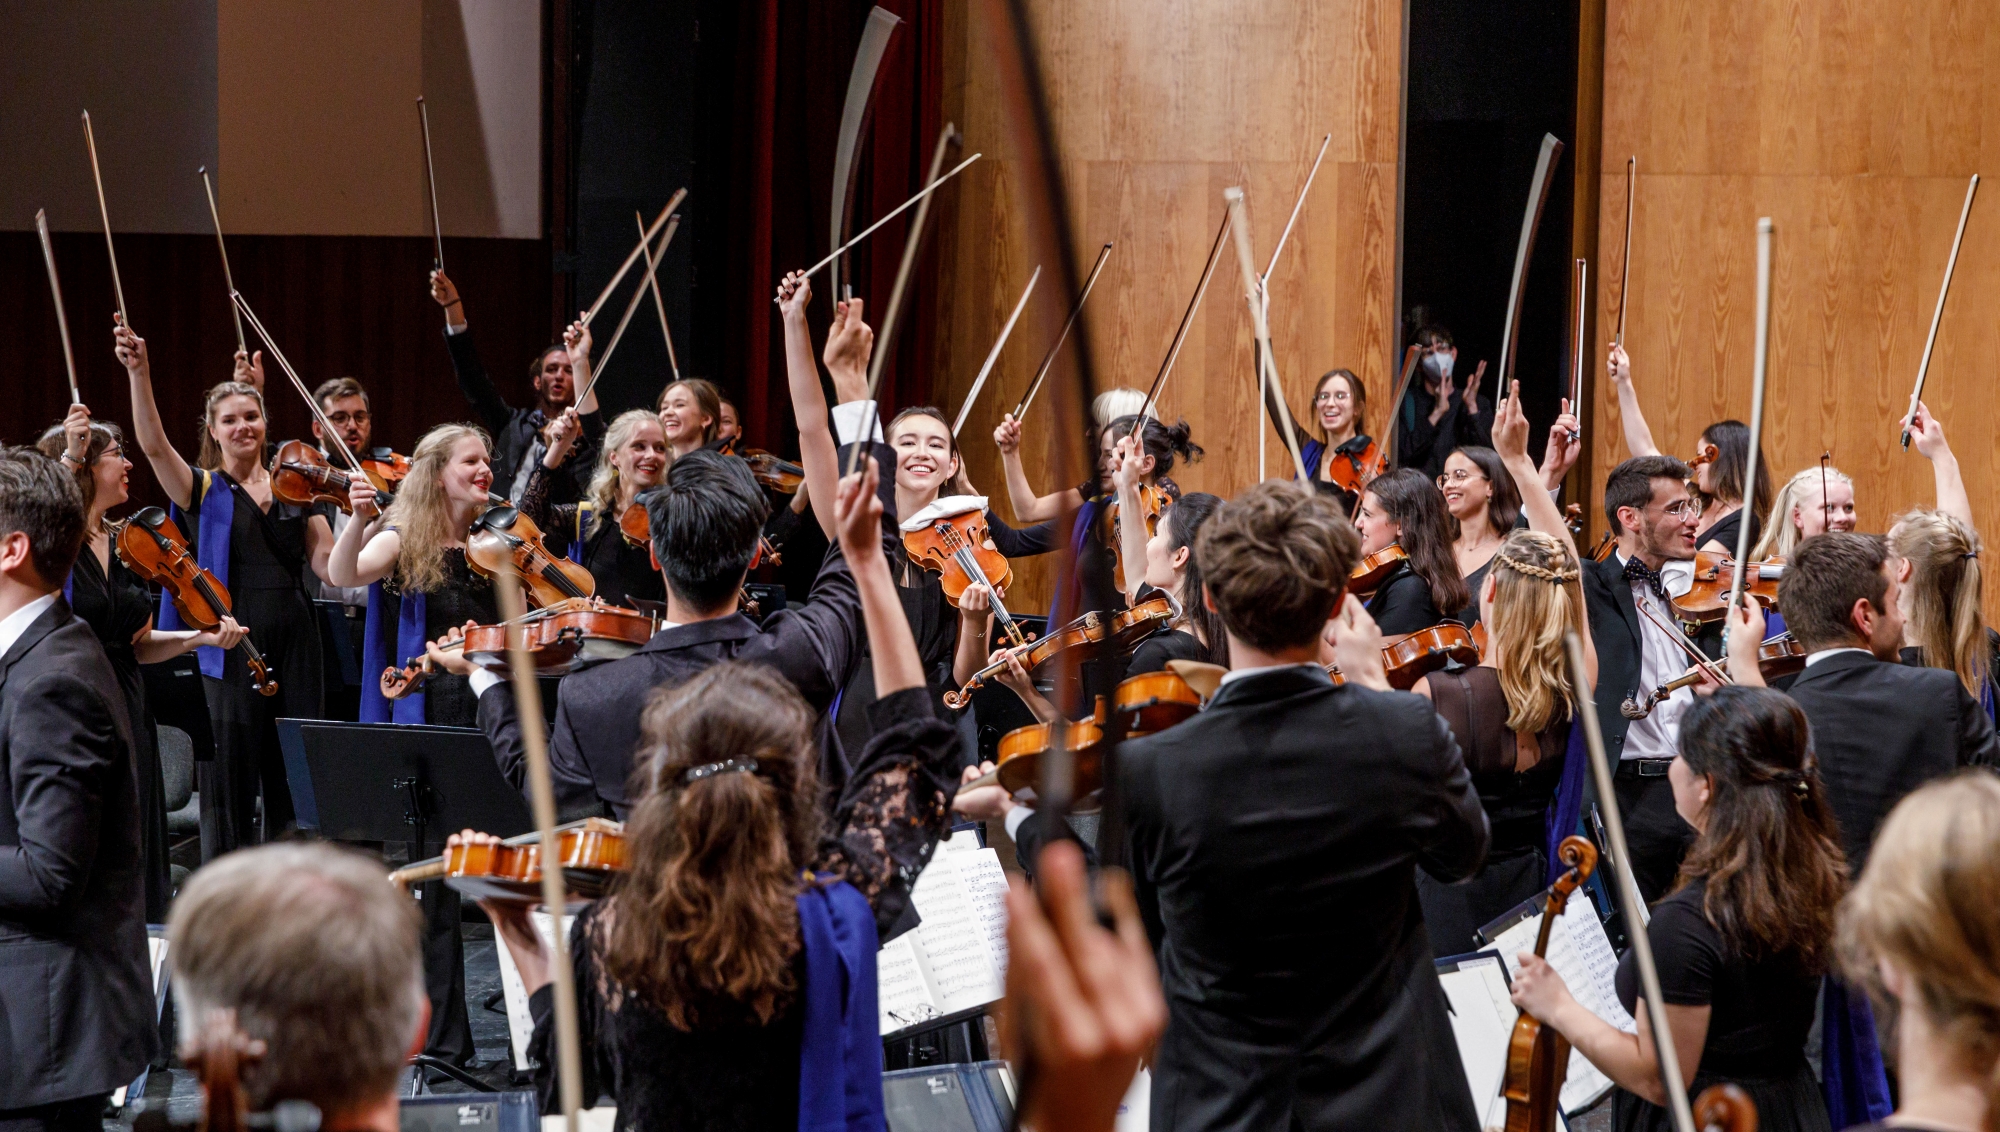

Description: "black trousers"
1613 766 1695 904
0 1095 107 1132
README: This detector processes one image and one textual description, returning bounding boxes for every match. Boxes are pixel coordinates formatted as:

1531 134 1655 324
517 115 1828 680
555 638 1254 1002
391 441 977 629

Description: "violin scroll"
1694 1083 1758 1132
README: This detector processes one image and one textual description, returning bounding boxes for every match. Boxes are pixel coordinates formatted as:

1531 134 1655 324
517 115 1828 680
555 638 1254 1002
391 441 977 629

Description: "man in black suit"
1726 531 1998 871
1119 481 1487 1132
442 448 863 820
1581 454 1716 902
0 448 156 1129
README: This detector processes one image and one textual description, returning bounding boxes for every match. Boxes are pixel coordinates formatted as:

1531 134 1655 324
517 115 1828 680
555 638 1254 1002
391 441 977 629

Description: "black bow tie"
1623 557 1669 603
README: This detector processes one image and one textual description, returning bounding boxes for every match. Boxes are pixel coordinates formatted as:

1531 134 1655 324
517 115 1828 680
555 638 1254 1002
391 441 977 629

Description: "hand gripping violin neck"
111 508 277 696
269 440 407 514
1501 835 1598 1132
465 504 595 608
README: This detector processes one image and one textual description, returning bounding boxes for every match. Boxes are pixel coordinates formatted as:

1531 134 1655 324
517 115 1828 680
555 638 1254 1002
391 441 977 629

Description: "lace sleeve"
814 687 961 935
518 462 580 540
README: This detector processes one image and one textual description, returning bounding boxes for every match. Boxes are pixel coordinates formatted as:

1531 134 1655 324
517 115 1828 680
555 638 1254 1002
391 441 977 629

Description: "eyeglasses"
325 411 371 427
1656 499 1700 519
1436 469 1488 488
1312 390 1352 406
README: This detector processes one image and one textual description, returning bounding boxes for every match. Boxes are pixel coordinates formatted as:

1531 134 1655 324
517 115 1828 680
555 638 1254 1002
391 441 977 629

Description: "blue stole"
1821 977 1893 1125
1047 498 1101 627
794 876 883 1132
360 576 428 724
567 503 593 565
158 471 234 679
1298 438 1326 483
1545 716 1590 885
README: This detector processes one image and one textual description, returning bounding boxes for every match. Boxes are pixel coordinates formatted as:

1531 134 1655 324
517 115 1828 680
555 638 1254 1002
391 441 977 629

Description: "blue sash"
158 471 234 679
1047 498 1101 627
1298 438 1325 483
1821 976 1893 1126
567 504 593 565
1545 716 1590 884
360 578 428 724
795 877 883 1132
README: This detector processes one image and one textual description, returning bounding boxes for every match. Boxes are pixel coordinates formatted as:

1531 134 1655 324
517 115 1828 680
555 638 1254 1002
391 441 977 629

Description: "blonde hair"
380 423 490 593
1486 530 1583 733
583 410 665 538
1890 508 1988 699
1839 773 2000 1132
195 381 267 471
1092 387 1152 428
1754 465 1855 559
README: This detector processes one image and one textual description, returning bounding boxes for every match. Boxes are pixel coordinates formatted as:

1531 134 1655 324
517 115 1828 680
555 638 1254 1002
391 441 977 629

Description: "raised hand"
231 348 263 390
114 318 149 377
833 455 885 567
562 317 593 365
776 270 812 321
1541 397 1583 489
541 407 582 468
1462 359 1487 411
431 269 466 329
62 404 93 464
1607 342 1631 385
1904 400 1950 462
1492 380 1531 462
993 414 1023 456
822 297 874 394
1110 433 1146 494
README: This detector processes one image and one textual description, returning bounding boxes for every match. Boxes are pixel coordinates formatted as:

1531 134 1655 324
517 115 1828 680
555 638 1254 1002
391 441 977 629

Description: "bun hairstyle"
1108 414 1203 485
195 381 267 471
1485 530 1581 733
606 662 824 1030
1674 687 1848 970
1840 773 2000 1132
1889 508 1988 699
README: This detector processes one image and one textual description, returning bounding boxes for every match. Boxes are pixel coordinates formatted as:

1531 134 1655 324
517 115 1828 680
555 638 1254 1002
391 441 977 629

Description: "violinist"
1509 687 1845 1132
458 459 961 1128
1352 467 1469 634
716 396 740 446
1888 401 1996 713
37 407 246 923
1440 447 1520 626
304 377 378 601
1260 365 1380 512
1610 343 1773 554
1112 479 1228 673
1409 390 1597 954
121 318 333 857
657 377 723 461
1752 464 1857 559
1393 323 1493 478
524 408 668 609
432 269 602 505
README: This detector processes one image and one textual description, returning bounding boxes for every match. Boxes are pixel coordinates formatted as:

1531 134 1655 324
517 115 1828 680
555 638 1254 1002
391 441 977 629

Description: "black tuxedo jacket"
1120 665 1487 1132
1581 554 1722 758
477 543 861 820
1783 649 1999 871
0 598 156 1104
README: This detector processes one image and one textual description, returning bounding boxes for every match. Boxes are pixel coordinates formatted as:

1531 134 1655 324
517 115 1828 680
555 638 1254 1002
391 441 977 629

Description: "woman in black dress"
1510 686 1845 1132
525 407 668 609
122 320 333 859
1439 447 1519 628
1351 467 1468 635
39 406 248 921
1110 449 1228 675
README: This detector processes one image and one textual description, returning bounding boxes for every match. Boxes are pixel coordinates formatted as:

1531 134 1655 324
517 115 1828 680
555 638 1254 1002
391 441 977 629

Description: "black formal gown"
517 466 665 611
1366 560 1448 636
1415 666 1569 955
68 543 172 924
181 474 324 859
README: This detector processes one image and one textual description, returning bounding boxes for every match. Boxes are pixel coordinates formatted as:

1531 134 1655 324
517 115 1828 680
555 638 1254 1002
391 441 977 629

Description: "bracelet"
444 299 462 308
60 452 84 466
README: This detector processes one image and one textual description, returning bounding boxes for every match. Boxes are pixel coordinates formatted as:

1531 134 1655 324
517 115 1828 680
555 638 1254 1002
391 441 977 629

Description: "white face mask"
1421 351 1455 380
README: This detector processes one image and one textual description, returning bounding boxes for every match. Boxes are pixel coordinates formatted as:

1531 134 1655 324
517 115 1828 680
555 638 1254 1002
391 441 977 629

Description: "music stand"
277 720 533 854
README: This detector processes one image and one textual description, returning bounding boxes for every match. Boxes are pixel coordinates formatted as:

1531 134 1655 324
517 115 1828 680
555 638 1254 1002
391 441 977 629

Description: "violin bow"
1142 212 1230 421
1263 133 1331 283
490 562 585 1132
1496 134 1564 397
198 167 249 355
1224 187 1311 484
583 190 685 326
585 214 681 397
829 6 904 301
1565 633 1698 1132
635 211 681 384
81 111 129 327
34 212 81 406
1727 219 1773 616
1009 242 1113 421
799 154 984 287
1568 258 1588 443
868 123 963 399
1900 174 1979 449
1615 156 1635 348
953 265 1041 437
417 96 445 273
230 291 366 476
1382 343 1422 466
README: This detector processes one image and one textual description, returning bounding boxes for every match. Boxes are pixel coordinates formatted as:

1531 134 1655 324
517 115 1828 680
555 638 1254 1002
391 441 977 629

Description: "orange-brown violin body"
1694 1083 1758 1132
1102 484 1165 593
380 598 656 700
994 699 1108 808
942 610 1106 710
1501 835 1599 1132
741 449 804 493
1673 551 1784 622
903 509 1015 607
269 440 402 514
1347 544 1410 599
1324 623 1481 691
1324 437 1388 496
112 507 278 696
1112 669 1203 737
466 503 596 608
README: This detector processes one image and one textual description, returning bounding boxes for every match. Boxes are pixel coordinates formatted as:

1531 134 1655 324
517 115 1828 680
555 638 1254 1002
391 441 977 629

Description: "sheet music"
1437 953 1516 1129
877 934 943 1033
495 911 573 1072
910 850 1005 1014
958 847 1011 973
1489 895 1633 1113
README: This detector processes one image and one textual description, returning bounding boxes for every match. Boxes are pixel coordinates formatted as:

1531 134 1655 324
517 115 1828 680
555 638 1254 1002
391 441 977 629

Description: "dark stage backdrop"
1 230 553 514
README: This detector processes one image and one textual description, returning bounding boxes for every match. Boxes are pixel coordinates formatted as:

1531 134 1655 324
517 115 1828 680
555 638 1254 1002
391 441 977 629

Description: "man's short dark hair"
0 447 85 586
312 376 368 410
1195 481 1361 653
1603 455 1691 530
1780 532 1889 650
647 449 769 613
1413 324 1454 349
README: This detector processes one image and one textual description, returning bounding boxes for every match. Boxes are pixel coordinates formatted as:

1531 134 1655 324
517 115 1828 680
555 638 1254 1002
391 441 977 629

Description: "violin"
111 508 278 696
1500 835 1599 1132
1694 1083 1758 1132
991 699 1109 810
1621 632 1806 719
903 507 1028 648
1112 667 1209 737
718 435 806 494
1101 483 1166 594
380 598 658 700
360 448 411 486
1347 544 1410 599
942 609 1107 710
1671 551 1784 622
269 440 401 514
619 501 781 568
388 817 625 906
1107 594 1179 650
1323 436 1388 496
1324 623 1482 691
465 503 596 608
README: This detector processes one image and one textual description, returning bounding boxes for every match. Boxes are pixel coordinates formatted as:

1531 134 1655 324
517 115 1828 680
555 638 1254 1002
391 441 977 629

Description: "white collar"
1804 646 1872 667
899 495 988 532
0 593 58 660
1218 661 1323 687
1613 551 1696 596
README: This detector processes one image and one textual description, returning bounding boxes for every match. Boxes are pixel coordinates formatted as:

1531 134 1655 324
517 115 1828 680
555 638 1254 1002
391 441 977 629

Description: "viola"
269 439 400 514
991 699 1109 809
903 507 1028 648
942 609 1108 710
360 448 411 487
465 503 596 608
1694 1083 1758 1132
380 598 658 700
1347 544 1410 599
111 508 277 696
1672 550 1784 622
1500 835 1598 1132
1323 623 1481 692
388 817 626 906
1101 483 1166 594
1323 436 1388 496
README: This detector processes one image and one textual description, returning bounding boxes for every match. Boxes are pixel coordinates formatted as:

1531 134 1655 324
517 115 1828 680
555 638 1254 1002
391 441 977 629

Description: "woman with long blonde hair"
1891 509 1992 709
1754 464 1857 559
528 408 668 608
1408 385 1598 953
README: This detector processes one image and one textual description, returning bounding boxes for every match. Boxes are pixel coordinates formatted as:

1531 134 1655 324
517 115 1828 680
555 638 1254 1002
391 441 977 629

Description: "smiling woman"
518 407 669 610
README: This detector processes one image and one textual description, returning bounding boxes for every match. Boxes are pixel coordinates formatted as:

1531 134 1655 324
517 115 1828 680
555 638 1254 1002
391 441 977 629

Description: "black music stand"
277 720 533 854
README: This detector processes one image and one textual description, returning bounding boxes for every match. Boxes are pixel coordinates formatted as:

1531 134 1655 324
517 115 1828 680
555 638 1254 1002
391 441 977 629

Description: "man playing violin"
306 377 377 713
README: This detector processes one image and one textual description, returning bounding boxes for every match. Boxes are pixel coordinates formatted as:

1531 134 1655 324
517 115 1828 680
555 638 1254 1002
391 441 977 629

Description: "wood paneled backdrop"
933 0 1404 611
1592 0 2000 615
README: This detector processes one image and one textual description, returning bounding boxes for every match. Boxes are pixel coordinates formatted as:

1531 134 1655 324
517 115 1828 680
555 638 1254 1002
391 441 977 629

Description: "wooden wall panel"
1592 0 2000 618
936 0 1403 610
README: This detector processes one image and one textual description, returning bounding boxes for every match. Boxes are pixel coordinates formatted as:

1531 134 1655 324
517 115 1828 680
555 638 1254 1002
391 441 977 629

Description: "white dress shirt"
0 593 58 661
1616 553 1697 761
1804 646 1871 667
